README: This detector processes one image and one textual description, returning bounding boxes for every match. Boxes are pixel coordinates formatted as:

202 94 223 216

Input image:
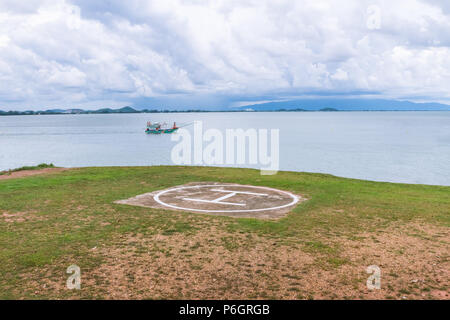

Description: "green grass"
0 166 448 299
0 163 55 176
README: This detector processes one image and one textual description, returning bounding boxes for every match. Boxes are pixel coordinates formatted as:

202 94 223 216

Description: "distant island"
0 106 338 115
238 98 450 111
1 98 449 115
0 106 209 116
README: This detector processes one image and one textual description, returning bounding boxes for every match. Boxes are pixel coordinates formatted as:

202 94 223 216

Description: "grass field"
0 166 448 299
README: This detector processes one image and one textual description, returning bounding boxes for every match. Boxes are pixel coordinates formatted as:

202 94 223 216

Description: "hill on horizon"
237 98 450 111
2 98 450 114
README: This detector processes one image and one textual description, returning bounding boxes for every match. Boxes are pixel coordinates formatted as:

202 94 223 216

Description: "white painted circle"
153 184 299 213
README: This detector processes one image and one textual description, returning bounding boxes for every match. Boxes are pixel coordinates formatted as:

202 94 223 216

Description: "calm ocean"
1 111 449 186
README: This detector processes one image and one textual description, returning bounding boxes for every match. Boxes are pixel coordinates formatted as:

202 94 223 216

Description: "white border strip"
153 184 299 213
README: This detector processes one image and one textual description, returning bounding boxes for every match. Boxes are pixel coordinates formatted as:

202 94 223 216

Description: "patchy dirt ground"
336 222 449 299
0 168 68 180
1 210 44 223
116 182 306 219
18 221 449 300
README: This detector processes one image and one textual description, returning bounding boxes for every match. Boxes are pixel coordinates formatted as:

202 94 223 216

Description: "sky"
1 0 450 110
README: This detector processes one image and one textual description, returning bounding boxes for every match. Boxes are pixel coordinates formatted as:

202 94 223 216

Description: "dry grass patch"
336 222 449 299
1 210 44 223
0 168 68 180
16 221 446 300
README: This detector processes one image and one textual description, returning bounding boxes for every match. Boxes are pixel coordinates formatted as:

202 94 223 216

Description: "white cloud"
331 69 349 81
0 0 449 109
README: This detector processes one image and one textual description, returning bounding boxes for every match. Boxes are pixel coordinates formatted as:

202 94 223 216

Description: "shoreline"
1 165 449 188
1 110 450 116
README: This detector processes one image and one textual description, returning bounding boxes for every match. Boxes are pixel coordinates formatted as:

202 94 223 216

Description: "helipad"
115 182 306 219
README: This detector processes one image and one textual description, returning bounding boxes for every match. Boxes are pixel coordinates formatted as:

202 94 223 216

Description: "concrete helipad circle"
153 184 299 213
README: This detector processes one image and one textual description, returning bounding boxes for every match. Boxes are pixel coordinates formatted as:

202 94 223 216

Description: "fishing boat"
145 121 179 134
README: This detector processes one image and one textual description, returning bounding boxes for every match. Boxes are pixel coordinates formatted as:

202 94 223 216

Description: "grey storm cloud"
0 0 450 110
